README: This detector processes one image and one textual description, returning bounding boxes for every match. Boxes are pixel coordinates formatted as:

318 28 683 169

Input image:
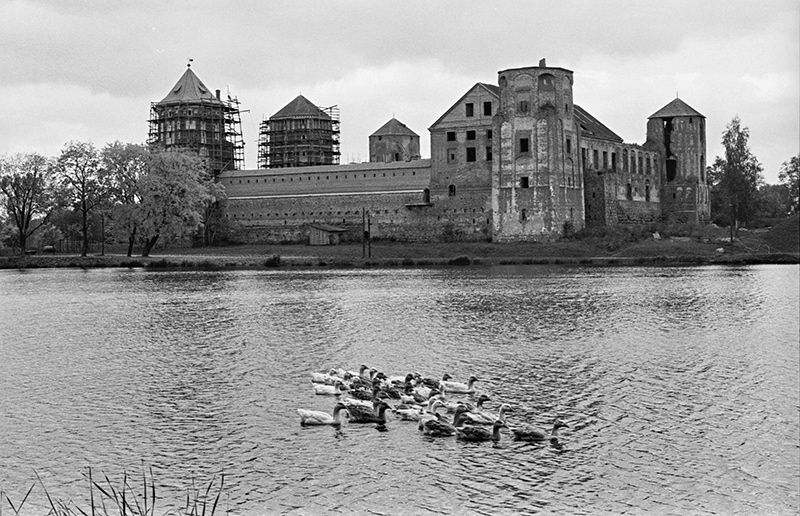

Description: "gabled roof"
271 95 330 119
648 98 704 119
574 104 623 143
159 65 222 105
429 82 500 130
371 118 418 137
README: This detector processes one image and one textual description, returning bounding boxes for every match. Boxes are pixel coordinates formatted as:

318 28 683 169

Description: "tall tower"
493 59 581 241
369 118 420 163
646 98 710 222
148 64 244 175
257 95 340 169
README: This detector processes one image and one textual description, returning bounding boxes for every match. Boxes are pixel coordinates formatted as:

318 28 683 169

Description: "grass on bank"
1 466 226 516
1 217 797 270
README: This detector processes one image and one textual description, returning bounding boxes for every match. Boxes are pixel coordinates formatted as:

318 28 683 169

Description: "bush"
448 255 472 266
264 254 281 267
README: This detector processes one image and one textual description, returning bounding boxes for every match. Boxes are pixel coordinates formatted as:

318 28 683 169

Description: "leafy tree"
101 142 148 256
757 184 792 220
708 117 764 242
0 152 62 254
778 155 799 214
201 178 228 246
139 150 209 257
56 141 106 256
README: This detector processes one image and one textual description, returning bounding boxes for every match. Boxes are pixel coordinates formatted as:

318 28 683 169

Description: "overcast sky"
1 0 798 183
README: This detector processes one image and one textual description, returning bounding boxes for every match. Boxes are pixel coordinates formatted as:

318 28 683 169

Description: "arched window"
448 184 456 197
423 188 430 204
520 209 528 221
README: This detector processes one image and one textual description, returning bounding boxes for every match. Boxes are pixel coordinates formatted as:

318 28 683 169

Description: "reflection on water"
0 265 798 514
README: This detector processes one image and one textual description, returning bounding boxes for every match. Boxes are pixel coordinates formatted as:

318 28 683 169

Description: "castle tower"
369 118 420 163
257 95 340 169
148 64 244 175
493 59 581 241
646 98 710 223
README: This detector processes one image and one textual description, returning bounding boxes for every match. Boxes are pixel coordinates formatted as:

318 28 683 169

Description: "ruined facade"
217 60 709 243
148 64 244 175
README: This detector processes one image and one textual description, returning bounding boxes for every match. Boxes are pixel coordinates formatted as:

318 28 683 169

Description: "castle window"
518 101 529 114
466 147 476 162
566 138 572 154
486 146 492 161
447 131 456 141
378 136 382 141
394 153 400 161
484 101 492 116
520 177 529 189
466 103 474 117
646 157 651 175
486 129 493 139
448 184 457 197
645 180 651 202
603 151 608 170
521 209 528 221
612 152 617 172
593 150 599 168
467 130 476 140
631 154 637 174
581 148 587 169
519 138 530 154
638 156 644 174
423 188 430 203
626 183 633 200
448 148 457 163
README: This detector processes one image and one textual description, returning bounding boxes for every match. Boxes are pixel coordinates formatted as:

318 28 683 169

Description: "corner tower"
148 64 244 175
646 98 710 222
492 59 582 241
369 118 420 163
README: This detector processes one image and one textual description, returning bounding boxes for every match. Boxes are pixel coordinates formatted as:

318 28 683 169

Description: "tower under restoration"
257 95 340 169
148 64 244 175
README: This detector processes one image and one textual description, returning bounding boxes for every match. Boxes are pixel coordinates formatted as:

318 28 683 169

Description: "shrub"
264 255 281 267
448 255 471 266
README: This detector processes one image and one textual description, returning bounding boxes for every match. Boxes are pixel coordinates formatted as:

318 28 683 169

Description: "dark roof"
574 104 623 143
271 95 330 119
371 118 418 137
648 98 704 119
159 66 223 105
479 82 500 97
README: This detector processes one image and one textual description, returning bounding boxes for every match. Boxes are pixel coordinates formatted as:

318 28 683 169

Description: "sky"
1 0 798 184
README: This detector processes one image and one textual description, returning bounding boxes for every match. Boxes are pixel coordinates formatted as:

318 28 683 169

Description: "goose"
346 400 392 424
510 418 570 442
440 374 479 394
420 405 470 437
455 419 507 442
392 404 425 421
313 380 348 396
297 402 348 426
310 369 340 385
461 402 513 426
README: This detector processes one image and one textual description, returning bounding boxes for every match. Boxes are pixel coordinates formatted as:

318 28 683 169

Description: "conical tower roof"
159 65 222 105
271 95 330 119
371 118 418 137
648 98 704 119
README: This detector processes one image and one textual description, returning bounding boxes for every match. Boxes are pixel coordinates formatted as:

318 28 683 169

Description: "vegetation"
1 466 226 516
778 155 799 214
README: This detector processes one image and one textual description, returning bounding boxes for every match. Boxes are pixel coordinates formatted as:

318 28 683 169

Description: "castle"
150 60 710 243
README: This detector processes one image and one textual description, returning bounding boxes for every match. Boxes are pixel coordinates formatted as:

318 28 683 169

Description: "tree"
56 141 105 256
139 150 209 257
0 152 62 254
709 117 764 242
778 155 799 214
201 178 228 246
757 184 792 220
101 142 148 256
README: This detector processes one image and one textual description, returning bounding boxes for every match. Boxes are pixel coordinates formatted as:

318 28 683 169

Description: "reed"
1 466 226 516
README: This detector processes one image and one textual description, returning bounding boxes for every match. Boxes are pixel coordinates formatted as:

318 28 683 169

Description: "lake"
0 264 798 515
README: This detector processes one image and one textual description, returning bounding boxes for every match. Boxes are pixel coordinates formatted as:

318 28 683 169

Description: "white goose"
461 402 513 426
297 402 347 426
440 374 479 394
313 380 347 396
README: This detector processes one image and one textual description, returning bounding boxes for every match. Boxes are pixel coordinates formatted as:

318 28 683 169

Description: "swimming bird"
310 369 340 385
346 400 392 424
297 402 348 426
461 402 513 425
455 420 507 442
440 374 479 394
420 405 470 437
510 418 570 442
313 380 347 396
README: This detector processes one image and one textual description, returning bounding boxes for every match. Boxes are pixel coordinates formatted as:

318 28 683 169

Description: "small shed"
308 224 348 246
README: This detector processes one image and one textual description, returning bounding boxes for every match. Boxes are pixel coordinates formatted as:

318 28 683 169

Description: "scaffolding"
148 93 245 175
257 104 340 169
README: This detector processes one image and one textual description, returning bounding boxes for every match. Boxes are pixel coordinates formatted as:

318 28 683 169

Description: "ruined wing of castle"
150 60 711 244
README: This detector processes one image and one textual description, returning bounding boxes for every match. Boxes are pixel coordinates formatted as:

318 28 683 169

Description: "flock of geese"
297 365 569 445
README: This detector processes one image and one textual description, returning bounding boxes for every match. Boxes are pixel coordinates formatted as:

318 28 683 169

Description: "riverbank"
3 216 797 270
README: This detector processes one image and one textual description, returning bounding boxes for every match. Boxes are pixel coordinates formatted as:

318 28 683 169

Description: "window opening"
483 101 492 116
465 103 474 117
